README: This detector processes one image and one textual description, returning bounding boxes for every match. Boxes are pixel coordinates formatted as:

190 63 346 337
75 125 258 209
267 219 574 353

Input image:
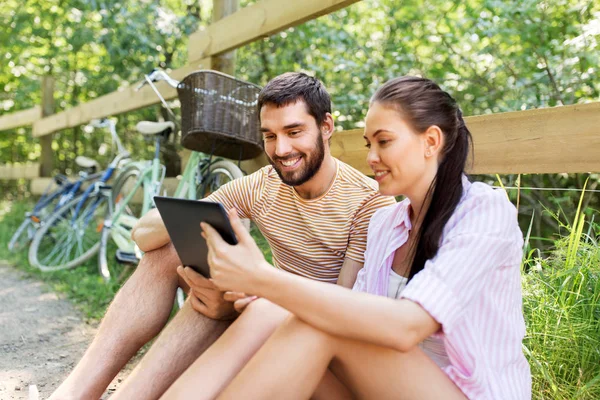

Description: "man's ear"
423 125 443 158
321 112 335 141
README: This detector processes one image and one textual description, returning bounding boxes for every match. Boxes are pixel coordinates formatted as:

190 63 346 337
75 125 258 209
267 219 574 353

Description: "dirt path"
0 263 134 399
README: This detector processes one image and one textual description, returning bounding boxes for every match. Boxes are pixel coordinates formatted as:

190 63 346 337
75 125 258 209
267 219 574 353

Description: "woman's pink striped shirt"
353 177 531 399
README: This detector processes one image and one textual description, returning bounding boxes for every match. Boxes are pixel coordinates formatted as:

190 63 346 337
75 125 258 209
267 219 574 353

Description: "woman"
169 76 531 399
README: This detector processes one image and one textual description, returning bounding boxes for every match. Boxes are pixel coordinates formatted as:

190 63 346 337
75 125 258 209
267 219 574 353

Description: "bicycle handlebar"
135 69 180 91
89 119 127 157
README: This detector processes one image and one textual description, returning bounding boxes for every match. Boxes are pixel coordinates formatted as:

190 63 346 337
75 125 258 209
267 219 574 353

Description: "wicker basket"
177 70 263 160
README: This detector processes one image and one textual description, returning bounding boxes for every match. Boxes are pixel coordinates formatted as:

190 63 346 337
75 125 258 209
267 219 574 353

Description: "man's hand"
177 266 237 320
224 292 258 313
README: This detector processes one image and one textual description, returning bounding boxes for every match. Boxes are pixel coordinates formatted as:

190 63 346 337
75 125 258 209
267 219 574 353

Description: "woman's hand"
202 208 270 294
223 291 259 313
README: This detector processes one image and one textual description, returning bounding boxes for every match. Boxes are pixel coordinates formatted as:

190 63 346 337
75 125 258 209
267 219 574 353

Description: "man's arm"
131 208 171 252
336 258 363 288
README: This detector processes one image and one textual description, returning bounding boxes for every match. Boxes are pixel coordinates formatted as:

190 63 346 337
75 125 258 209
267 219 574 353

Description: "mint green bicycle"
98 69 262 282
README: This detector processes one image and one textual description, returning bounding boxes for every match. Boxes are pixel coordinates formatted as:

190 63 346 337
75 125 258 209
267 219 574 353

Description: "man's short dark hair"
257 72 332 126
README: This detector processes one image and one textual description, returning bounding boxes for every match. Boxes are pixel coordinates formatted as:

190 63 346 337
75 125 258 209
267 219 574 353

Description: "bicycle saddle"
136 121 175 136
75 156 100 171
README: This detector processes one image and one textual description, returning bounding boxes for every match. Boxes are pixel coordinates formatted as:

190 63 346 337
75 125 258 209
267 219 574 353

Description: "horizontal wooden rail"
32 61 210 138
0 107 41 132
188 0 361 64
0 163 40 179
329 102 600 175
11 101 600 189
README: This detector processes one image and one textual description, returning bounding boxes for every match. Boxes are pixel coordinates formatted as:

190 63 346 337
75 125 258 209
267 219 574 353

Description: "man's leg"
49 243 187 400
111 300 231 399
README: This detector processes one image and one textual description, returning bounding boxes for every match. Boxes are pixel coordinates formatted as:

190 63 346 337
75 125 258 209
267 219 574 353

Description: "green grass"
2 198 599 398
522 205 600 399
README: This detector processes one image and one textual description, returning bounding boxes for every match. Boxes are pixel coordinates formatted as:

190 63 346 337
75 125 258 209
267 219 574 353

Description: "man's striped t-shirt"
206 159 395 283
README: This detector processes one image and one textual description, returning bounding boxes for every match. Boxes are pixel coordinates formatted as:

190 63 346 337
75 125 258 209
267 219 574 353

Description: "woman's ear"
424 125 443 158
321 112 335 141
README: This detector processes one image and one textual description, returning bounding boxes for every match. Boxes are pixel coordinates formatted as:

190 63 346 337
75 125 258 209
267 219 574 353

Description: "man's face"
260 101 326 186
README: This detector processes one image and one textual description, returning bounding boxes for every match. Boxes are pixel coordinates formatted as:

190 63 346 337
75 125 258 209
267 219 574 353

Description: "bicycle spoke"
76 230 86 259
44 231 74 266
40 223 73 265
46 229 77 266
55 239 74 266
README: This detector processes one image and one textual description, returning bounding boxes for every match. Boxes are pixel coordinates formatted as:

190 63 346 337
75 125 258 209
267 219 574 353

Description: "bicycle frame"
172 151 213 199
67 120 130 225
106 136 165 253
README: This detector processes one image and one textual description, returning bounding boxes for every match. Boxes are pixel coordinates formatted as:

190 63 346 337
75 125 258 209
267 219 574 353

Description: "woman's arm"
204 210 440 352
257 267 439 352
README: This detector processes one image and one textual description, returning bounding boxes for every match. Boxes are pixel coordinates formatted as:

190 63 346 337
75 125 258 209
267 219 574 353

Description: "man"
50 72 395 400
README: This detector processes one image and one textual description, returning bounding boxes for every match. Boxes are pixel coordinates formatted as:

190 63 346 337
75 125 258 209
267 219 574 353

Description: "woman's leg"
218 316 467 400
160 298 290 400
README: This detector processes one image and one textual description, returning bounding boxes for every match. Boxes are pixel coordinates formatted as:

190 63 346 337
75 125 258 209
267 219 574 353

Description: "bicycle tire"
29 192 108 272
98 223 116 282
197 159 244 199
98 164 148 282
8 218 33 252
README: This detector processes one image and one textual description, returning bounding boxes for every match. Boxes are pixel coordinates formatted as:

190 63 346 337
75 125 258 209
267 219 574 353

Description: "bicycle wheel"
197 159 244 199
98 165 150 282
8 219 35 252
29 192 108 271
9 184 74 252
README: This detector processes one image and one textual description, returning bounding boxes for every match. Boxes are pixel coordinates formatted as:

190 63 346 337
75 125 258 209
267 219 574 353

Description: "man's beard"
269 131 325 187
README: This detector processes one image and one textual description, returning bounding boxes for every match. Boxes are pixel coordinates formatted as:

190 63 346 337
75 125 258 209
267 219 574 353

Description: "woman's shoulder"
368 199 409 232
446 179 521 239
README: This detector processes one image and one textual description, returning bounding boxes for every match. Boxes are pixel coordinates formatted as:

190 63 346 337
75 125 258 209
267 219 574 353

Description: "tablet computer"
153 196 238 278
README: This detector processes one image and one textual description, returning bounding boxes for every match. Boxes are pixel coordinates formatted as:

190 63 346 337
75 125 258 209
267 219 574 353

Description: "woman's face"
363 102 439 198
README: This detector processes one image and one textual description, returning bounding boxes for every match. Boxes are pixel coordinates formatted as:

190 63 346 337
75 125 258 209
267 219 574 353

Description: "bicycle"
8 122 110 253
28 119 131 272
96 69 261 282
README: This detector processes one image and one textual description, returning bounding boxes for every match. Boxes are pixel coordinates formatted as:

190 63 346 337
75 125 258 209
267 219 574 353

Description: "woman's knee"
243 298 291 324
280 315 335 350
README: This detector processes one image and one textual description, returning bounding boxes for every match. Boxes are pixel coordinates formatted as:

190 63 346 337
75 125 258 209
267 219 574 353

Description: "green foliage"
236 0 600 127
0 0 204 169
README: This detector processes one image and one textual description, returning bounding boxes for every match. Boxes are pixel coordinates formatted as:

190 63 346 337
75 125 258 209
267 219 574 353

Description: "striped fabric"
354 176 531 399
206 159 396 283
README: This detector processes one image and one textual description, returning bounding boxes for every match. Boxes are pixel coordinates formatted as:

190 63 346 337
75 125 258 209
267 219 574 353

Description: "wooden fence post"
212 0 239 75
40 76 55 177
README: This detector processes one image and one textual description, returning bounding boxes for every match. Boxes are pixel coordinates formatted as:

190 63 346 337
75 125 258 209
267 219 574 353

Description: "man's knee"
139 242 181 276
